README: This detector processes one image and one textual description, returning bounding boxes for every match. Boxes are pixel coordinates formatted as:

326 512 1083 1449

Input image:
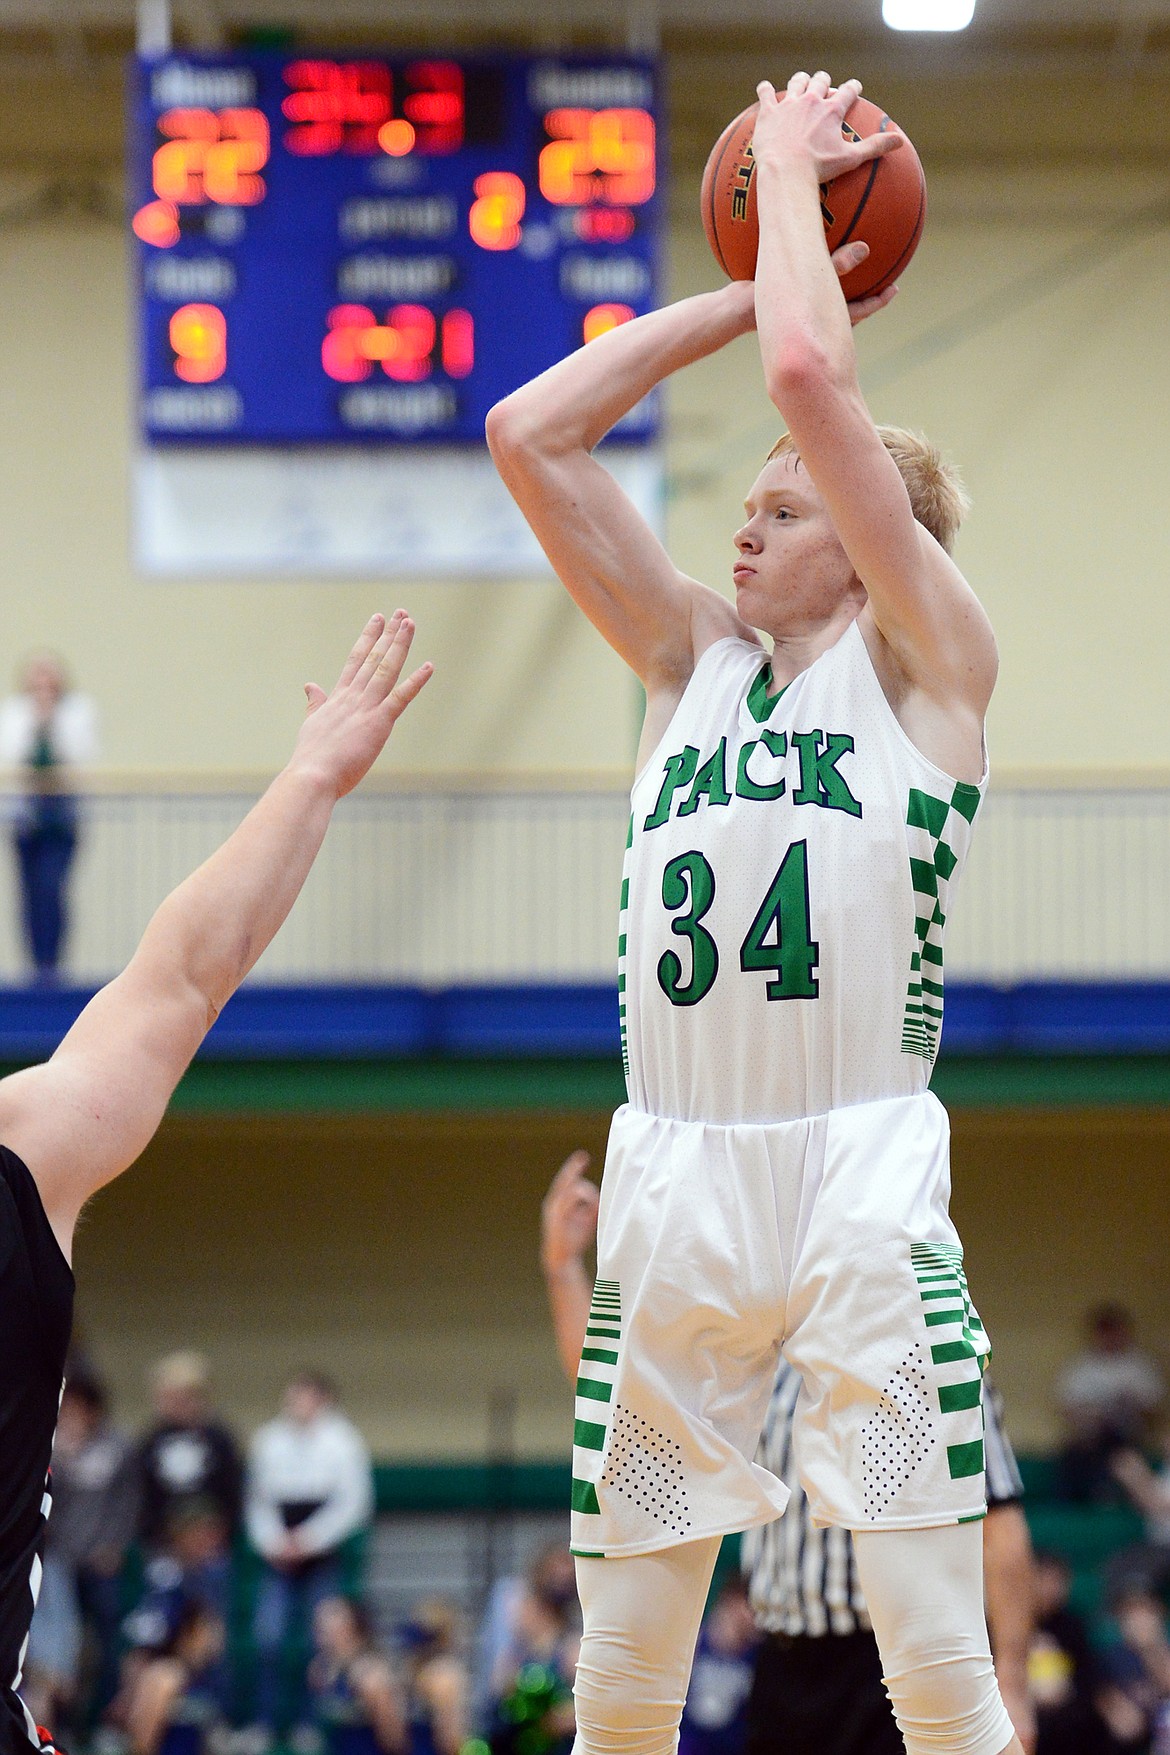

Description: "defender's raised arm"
0 613 432 1257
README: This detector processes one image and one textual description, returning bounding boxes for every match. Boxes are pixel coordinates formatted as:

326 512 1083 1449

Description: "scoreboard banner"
130 50 662 447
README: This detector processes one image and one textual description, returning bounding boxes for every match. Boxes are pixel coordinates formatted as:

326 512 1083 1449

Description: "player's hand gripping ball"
700 85 926 300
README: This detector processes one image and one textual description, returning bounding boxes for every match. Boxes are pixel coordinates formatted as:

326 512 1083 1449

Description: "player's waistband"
617 1088 943 1135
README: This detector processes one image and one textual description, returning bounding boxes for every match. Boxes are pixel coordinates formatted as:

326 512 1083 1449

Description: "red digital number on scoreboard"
322 305 475 383
153 107 270 205
538 108 655 206
170 304 227 381
282 59 465 157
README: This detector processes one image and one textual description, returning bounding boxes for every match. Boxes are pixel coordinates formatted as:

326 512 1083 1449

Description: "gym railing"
1 772 1169 985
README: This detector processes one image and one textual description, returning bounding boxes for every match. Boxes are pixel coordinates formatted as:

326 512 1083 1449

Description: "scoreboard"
130 51 661 445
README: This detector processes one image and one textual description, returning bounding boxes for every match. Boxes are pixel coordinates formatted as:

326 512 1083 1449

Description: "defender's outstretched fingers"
337 614 386 691
371 614 418 697
354 610 406 688
384 661 434 724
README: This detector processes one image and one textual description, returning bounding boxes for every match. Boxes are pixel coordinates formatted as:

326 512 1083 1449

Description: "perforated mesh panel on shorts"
859 1341 937 1518
601 1406 694 1537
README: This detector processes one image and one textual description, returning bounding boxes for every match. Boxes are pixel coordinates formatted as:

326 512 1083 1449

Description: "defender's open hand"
753 73 902 185
541 1149 600 1276
292 612 433 798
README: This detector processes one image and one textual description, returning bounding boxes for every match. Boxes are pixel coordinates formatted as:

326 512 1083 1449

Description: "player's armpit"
486 414 701 691
0 961 211 1257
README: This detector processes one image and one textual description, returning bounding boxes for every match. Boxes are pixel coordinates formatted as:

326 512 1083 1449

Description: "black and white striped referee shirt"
741 1364 1024 1638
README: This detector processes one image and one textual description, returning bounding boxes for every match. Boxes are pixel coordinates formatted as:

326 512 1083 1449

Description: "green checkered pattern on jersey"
901 782 981 1061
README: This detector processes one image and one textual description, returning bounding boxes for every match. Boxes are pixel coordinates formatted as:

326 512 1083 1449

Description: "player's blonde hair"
766 426 971 555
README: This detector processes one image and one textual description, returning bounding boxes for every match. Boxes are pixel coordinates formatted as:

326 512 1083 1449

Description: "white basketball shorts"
569 1090 991 1558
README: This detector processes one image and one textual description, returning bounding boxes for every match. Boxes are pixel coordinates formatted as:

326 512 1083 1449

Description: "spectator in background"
395 1600 467 1755
137 1352 243 1558
121 1597 227 1755
484 1544 578 1755
678 1578 758 1755
245 1373 374 1742
1030 1550 1098 1717
130 1502 236 1718
309 1596 406 1755
1056 1305 1165 1502
1107 1589 1170 1742
1110 1436 1170 1601
0 650 98 981
39 1371 138 1726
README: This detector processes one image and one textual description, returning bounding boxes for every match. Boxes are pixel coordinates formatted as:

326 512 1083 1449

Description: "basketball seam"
834 154 881 252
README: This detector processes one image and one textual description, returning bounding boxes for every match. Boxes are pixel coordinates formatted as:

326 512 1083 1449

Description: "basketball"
700 94 926 301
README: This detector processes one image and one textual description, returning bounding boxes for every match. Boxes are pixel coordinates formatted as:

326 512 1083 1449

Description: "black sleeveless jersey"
0 1147 74 1755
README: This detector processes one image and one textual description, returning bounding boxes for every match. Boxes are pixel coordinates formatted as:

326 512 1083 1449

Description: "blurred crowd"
27 1293 1170 1755
24 1347 590 1755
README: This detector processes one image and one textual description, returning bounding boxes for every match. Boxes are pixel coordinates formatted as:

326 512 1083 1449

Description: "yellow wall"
74 1106 1170 1458
1 92 1170 777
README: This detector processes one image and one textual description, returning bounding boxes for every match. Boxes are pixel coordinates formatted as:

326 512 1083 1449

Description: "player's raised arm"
0 613 432 1258
486 287 760 696
751 73 997 757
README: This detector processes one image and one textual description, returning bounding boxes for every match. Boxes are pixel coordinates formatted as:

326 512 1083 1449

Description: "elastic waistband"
618 1089 940 1135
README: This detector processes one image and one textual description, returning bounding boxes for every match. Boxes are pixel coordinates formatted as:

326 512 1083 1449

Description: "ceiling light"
882 0 976 29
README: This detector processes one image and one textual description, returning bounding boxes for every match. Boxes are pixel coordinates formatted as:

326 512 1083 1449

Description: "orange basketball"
700 94 926 301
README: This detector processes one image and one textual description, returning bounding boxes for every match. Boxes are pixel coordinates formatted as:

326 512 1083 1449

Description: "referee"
540 1153 1037 1755
743 1363 1035 1755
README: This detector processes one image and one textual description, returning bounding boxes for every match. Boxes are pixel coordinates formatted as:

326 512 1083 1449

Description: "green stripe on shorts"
571 1477 601 1515
938 1379 983 1413
947 1439 984 1480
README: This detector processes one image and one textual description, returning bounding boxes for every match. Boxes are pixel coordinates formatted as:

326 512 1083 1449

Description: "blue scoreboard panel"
130 52 661 445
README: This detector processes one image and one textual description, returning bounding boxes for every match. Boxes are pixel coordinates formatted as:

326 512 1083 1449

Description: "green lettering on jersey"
735 729 788 801
677 738 731 815
643 746 700 831
791 730 862 817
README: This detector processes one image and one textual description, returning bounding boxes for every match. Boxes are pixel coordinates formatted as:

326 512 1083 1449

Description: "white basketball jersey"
618 623 986 1125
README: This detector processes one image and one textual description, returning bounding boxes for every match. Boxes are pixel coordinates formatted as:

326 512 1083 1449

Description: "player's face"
733 455 858 633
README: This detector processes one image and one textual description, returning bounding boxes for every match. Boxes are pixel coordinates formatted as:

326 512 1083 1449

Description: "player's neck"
764 601 862 688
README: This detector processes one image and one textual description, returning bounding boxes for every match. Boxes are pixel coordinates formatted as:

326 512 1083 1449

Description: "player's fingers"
384 660 434 723
303 682 327 713
830 241 869 279
354 612 409 699
784 71 808 96
847 283 898 327
835 77 863 112
855 128 904 163
337 614 386 689
547 1150 591 1202
367 614 416 699
810 70 832 96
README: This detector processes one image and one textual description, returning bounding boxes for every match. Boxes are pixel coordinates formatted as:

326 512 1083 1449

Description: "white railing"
1 777 1169 986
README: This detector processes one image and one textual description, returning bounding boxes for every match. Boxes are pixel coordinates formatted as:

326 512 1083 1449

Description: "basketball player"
540 1153 1037 1755
0 613 430 1755
489 68 1020 1755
